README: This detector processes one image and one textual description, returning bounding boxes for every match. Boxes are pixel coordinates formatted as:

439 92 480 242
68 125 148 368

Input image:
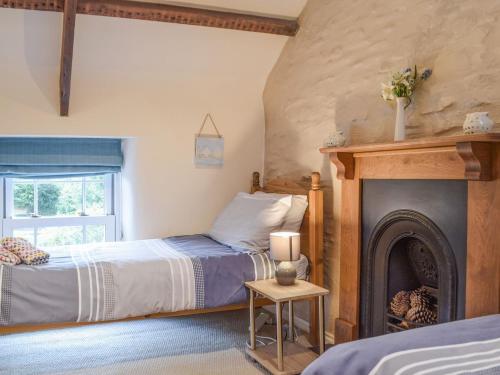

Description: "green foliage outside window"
13 184 35 216
11 176 107 247
13 177 105 217
38 184 62 216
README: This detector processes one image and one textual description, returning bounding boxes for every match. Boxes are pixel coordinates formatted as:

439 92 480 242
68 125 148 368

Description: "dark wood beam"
59 0 76 116
0 0 63 11
1 0 299 36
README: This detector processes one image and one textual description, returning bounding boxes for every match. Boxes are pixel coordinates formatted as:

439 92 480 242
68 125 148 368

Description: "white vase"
463 112 494 134
394 97 407 141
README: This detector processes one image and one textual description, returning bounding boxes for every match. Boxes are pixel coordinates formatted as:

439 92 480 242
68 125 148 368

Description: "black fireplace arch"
362 209 458 337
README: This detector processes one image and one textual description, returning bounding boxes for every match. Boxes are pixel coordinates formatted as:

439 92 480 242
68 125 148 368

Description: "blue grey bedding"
303 315 500 375
165 234 273 309
0 235 294 327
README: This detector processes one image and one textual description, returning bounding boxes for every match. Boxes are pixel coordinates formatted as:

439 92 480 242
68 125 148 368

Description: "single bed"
303 315 500 375
0 171 324 340
0 235 308 326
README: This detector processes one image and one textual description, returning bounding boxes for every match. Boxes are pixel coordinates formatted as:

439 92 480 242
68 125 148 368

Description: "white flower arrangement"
381 66 432 107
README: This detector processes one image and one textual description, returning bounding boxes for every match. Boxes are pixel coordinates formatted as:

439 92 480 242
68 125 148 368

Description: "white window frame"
0 174 121 245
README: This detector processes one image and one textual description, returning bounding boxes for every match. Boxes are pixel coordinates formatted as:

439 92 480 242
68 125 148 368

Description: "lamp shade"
270 232 300 262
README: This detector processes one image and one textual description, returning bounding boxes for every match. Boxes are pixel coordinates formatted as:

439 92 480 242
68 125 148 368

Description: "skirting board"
289 314 334 345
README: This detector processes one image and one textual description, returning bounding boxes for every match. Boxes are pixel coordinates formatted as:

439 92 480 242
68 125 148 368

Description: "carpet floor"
0 310 267 375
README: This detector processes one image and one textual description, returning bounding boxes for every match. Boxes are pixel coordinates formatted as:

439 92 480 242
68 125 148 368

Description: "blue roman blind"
0 137 123 178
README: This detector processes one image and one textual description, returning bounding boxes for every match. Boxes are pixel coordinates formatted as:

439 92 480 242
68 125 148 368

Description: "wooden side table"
245 279 329 375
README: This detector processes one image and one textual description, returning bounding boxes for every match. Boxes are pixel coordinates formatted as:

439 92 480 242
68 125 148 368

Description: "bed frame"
251 171 324 344
1 172 324 343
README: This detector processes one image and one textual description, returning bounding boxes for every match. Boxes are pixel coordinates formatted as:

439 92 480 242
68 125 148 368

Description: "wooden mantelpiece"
321 133 500 344
321 133 500 181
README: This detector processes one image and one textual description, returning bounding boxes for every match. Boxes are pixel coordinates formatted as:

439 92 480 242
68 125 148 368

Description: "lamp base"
275 261 297 286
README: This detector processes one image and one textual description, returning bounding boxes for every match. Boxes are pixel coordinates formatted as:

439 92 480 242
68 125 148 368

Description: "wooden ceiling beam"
1 0 299 36
59 0 77 116
1 0 63 12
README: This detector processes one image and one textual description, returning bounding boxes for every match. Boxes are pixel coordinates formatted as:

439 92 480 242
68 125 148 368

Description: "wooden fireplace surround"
320 133 500 344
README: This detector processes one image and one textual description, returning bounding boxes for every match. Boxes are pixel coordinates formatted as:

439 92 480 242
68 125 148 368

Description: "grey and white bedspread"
0 235 295 326
303 315 500 375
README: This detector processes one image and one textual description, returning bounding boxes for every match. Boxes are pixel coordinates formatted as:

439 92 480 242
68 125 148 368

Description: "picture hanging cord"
198 113 222 138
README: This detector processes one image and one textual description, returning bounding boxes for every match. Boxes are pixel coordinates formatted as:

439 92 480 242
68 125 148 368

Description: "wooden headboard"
251 171 324 343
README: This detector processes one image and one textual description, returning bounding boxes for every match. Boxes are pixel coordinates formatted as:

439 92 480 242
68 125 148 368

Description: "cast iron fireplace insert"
364 210 457 337
359 180 467 338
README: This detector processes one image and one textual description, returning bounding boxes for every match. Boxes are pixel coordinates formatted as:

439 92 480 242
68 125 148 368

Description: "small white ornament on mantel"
325 130 346 147
463 112 494 134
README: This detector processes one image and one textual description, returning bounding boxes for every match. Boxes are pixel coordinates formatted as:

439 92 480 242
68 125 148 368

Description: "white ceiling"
145 0 308 18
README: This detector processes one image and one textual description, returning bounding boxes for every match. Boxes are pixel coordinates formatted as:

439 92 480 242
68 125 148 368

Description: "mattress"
0 234 309 327
303 314 500 375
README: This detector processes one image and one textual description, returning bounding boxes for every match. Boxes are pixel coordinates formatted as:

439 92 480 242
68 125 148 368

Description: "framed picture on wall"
194 114 224 168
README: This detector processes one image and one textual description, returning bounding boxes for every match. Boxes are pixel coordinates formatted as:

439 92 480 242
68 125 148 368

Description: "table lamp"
270 232 301 286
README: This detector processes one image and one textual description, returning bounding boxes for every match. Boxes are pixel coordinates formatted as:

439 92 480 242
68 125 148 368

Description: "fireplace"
359 180 466 338
321 134 500 344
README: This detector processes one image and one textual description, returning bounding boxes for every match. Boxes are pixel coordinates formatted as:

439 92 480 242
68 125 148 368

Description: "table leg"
276 301 283 371
288 299 294 342
319 295 325 355
249 289 255 350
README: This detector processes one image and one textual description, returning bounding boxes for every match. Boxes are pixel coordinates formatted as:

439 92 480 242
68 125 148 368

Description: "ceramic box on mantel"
325 130 346 147
463 112 494 134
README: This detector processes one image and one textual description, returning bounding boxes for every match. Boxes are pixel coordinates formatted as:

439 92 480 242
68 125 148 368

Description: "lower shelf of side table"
246 341 319 375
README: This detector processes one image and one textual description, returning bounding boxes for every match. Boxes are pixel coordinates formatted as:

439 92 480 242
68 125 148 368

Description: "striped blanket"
0 235 284 327
303 315 500 375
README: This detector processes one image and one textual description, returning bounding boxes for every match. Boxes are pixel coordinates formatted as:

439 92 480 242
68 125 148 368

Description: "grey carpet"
0 311 267 375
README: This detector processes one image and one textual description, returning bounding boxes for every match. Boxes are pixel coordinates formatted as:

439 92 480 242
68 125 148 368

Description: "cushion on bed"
1 237 50 265
254 191 308 233
208 192 292 252
0 248 21 265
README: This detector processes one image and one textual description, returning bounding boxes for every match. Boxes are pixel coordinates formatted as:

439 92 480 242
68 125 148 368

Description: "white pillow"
254 191 308 233
209 192 292 252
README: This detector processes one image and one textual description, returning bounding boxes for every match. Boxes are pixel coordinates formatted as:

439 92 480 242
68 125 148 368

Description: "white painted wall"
0 8 292 239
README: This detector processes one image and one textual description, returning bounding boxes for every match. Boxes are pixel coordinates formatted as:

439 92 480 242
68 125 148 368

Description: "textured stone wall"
263 0 500 336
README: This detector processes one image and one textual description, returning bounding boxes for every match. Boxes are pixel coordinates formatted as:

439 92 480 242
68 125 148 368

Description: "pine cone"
398 320 410 330
390 291 411 317
410 288 431 309
405 306 437 324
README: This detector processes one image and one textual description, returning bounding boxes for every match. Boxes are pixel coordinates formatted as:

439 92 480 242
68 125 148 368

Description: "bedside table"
245 279 329 375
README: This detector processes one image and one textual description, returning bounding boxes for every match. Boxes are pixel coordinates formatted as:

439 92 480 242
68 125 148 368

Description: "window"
1 174 120 247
